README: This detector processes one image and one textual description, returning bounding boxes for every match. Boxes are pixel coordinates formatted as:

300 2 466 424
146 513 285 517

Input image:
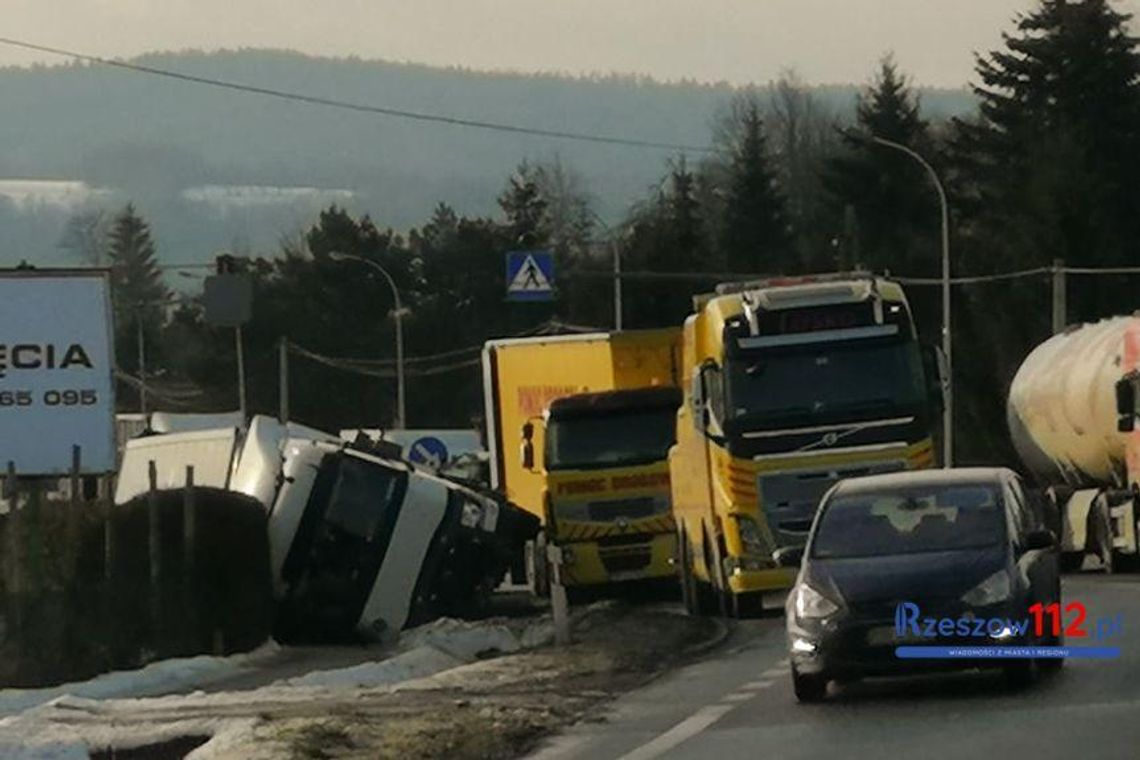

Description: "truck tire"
1091 497 1115 574
527 533 551 599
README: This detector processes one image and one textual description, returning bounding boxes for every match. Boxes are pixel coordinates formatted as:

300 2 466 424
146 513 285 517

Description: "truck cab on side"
671 273 945 616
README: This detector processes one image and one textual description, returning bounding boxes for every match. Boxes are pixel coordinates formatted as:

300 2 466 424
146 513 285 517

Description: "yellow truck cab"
671 273 944 616
482 330 682 593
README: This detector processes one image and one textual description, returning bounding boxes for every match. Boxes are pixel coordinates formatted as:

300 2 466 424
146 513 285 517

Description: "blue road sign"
408 436 450 468
506 250 555 302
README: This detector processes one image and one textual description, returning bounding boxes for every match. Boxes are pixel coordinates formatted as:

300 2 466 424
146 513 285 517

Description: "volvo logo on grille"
821 432 840 446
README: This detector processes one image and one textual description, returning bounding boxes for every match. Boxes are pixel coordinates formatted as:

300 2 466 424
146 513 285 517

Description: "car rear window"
810 484 1006 559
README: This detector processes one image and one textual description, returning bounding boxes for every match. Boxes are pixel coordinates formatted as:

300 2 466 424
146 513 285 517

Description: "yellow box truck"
482 329 682 593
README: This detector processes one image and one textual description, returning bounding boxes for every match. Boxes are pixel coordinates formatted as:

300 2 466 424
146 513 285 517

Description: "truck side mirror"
520 422 535 470
1116 377 1136 433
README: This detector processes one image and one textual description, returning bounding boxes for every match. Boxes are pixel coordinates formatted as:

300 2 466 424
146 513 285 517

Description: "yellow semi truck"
482 329 682 593
670 273 945 616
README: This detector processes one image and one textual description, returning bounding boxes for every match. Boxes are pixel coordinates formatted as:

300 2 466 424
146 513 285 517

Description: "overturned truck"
115 416 539 640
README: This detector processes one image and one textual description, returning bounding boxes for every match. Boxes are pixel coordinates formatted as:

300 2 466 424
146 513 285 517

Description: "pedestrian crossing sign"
506 250 555 302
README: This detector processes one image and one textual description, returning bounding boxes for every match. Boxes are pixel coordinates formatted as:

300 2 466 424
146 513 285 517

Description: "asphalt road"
530 573 1140 760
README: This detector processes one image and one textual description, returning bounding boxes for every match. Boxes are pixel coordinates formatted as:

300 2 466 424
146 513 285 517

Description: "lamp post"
855 133 953 466
328 252 407 429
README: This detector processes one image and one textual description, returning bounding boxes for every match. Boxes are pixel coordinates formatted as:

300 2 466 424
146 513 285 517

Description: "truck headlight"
793 583 840 620
960 570 1012 607
735 515 767 556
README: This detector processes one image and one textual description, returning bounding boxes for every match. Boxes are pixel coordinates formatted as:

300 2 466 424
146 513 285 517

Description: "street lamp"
584 210 630 331
851 132 953 467
328 251 408 429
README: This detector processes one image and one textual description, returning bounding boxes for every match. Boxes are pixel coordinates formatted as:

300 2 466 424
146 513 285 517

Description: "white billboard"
0 271 116 474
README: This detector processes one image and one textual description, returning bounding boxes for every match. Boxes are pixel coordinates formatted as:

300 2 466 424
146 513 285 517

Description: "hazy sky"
3 1 1138 88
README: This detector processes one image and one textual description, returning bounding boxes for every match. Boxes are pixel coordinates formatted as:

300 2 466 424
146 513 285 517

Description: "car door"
1007 476 1059 632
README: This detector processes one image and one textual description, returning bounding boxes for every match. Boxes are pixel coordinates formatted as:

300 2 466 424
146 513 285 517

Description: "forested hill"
0 49 975 264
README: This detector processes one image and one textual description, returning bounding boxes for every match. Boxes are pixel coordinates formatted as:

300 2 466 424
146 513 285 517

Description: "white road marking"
615 704 736 760
720 692 755 703
739 680 774 691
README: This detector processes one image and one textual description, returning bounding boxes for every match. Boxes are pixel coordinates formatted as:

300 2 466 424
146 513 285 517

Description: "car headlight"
735 515 767 556
793 583 840 620
960 570 1012 606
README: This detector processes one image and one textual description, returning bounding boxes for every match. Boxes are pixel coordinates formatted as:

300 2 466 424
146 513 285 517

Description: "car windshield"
811 484 1006 559
545 406 676 471
725 338 926 423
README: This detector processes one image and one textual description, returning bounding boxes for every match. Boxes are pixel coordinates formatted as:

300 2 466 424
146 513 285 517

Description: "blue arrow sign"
408 436 449 468
506 250 554 302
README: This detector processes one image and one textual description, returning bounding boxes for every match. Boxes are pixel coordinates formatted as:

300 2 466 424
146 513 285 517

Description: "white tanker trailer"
1007 316 1140 572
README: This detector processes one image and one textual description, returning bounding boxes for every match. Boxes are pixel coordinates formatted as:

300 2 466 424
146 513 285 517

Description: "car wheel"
792 667 828 703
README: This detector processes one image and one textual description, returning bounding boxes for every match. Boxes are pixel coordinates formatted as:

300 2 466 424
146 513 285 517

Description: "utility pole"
328 252 407 428
613 239 623 331
136 308 147 416
1052 259 1067 335
867 134 953 467
278 337 289 424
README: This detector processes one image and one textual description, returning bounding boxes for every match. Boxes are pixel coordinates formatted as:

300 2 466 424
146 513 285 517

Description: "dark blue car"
782 467 1061 702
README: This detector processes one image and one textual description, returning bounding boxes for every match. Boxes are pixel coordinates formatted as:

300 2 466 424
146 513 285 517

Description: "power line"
0 37 714 155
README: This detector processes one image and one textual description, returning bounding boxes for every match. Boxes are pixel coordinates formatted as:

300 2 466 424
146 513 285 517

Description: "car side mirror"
773 545 805 568
520 422 535 471
1116 377 1136 432
1024 528 1056 552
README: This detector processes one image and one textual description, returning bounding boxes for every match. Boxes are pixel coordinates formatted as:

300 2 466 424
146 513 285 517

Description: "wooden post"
182 466 196 651
5 462 21 638
148 460 161 634
548 544 570 646
67 446 81 557
103 485 115 582
148 460 161 587
182 466 196 578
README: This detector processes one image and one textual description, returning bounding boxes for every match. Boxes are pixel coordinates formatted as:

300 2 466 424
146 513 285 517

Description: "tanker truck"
1007 316 1140 572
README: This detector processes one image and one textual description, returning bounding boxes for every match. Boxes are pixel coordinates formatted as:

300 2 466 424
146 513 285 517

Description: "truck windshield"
545 407 676 471
811 485 1006 559
725 338 925 425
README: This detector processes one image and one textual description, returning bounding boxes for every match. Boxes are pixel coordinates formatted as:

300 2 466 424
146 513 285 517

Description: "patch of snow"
282 645 461 689
0 641 281 717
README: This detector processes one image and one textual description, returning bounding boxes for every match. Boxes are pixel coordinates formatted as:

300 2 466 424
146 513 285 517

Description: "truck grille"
599 544 653 574
758 460 905 546
587 496 659 522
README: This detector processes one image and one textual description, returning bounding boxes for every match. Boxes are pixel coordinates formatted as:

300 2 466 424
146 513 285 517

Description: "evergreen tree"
717 97 791 274
954 0 1140 286
949 0 1140 464
825 56 937 276
107 204 169 375
498 161 550 247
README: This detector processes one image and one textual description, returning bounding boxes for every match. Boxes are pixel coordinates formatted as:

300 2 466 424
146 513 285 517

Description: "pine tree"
498 161 550 247
954 0 1140 279
825 56 936 276
107 204 169 372
717 98 791 274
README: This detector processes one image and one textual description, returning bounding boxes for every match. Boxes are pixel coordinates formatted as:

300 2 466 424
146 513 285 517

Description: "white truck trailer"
1007 316 1140 572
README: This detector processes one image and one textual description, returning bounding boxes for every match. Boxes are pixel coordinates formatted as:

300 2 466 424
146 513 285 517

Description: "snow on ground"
0 642 282 717
0 618 548 759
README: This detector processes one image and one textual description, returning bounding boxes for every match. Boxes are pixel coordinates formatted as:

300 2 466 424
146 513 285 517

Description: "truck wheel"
679 530 699 616
792 667 828 703
527 533 551 599
1092 500 1115 574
